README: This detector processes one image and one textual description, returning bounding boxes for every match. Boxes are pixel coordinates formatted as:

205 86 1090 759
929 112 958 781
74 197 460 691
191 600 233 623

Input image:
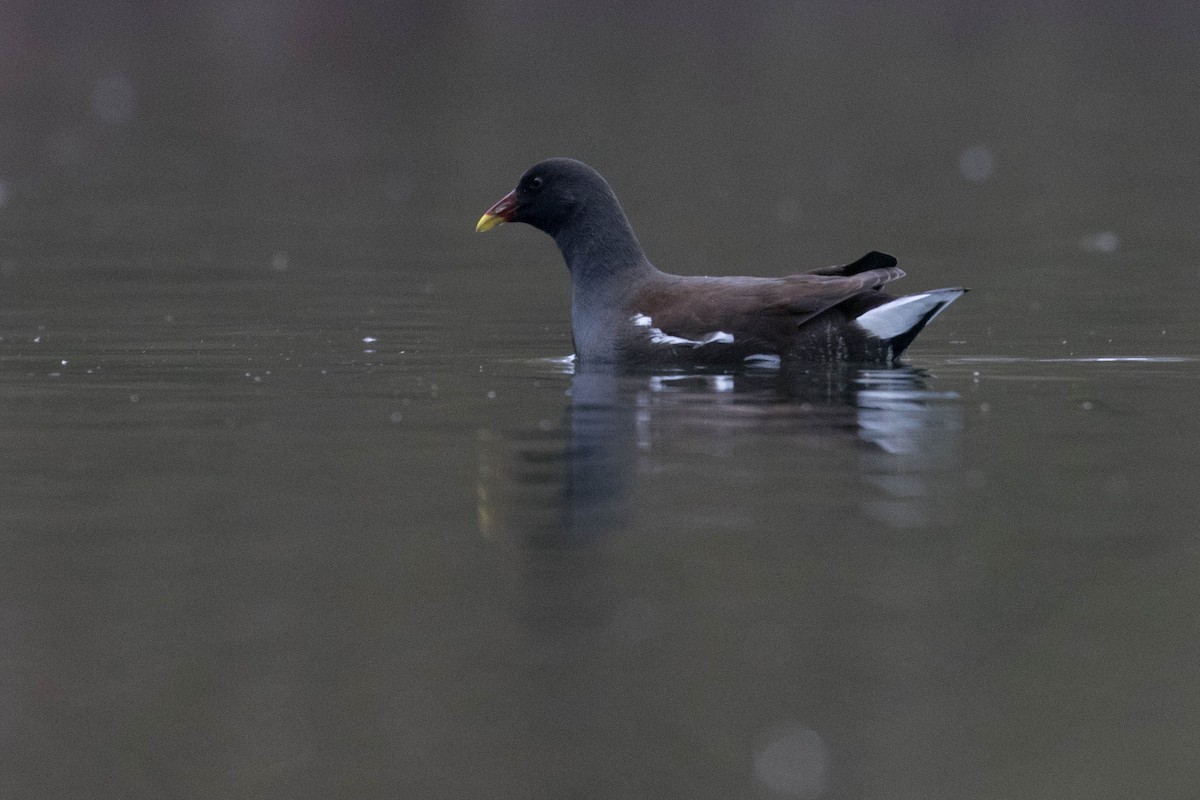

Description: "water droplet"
774 195 802 224
958 144 995 183
91 75 137 125
753 724 829 798
47 131 86 166
384 171 413 203
1104 474 1130 496
1080 231 1119 253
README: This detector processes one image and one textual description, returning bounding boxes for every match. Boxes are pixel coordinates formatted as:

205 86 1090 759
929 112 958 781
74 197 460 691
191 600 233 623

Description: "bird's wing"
628 266 906 346
805 251 901 281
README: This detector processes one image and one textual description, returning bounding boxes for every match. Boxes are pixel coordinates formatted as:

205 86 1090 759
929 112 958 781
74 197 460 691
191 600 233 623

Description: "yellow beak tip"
475 213 505 233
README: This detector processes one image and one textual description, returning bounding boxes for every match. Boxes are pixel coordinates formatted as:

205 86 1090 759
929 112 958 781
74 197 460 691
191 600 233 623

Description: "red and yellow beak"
475 189 518 233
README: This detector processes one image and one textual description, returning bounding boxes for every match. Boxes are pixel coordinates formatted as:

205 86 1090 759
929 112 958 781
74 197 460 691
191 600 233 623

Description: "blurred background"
2 2 1199 798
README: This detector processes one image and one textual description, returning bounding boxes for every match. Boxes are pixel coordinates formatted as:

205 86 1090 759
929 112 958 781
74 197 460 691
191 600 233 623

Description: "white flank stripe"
648 329 734 346
633 313 734 347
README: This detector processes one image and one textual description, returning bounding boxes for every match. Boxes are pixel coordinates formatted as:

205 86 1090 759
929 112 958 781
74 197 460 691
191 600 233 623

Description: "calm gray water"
3 4 1200 798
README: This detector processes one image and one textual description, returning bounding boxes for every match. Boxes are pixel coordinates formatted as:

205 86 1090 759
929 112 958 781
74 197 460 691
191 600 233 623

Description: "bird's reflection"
562 370 638 535
475 364 964 796
477 364 962 540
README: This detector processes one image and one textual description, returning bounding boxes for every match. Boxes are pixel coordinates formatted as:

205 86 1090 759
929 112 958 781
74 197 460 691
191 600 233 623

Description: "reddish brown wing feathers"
630 266 906 341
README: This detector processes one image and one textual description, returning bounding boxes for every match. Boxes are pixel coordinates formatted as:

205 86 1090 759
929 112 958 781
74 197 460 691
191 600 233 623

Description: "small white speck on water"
60 359 68 366
362 336 377 343
389 412 403 423
253 376 262 383
48 371 61 378
1080 231 1120 253
33 336 41 344
1081 401 1094 411
486 390 497 399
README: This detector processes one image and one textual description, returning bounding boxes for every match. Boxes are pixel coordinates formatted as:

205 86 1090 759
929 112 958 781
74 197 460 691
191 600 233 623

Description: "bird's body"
477 158 964 367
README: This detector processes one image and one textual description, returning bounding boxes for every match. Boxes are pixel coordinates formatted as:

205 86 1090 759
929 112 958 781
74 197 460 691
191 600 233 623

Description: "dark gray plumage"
477 158 965 367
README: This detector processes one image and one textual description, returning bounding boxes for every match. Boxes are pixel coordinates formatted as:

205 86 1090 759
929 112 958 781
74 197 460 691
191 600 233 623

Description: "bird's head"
476 158 614 238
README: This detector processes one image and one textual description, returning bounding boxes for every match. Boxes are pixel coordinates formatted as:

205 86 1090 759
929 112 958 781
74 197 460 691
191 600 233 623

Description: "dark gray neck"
548 191 662 364
551 196 654 292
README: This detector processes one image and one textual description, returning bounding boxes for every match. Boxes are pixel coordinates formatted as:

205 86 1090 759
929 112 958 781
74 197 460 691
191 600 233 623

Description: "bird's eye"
527 176 544 192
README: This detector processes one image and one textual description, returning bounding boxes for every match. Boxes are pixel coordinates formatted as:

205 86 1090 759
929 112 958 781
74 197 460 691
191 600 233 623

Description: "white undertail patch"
854 289 966 340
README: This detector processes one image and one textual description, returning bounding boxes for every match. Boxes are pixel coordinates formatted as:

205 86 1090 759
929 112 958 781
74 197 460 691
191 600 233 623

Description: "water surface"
2 4 1200 798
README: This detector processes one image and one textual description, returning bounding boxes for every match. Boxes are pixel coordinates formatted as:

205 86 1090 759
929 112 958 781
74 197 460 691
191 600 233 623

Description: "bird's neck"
551 200 655 292
550 195 662 365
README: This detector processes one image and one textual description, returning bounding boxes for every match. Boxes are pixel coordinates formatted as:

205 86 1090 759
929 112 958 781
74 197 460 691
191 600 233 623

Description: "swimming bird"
476 158 964 367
